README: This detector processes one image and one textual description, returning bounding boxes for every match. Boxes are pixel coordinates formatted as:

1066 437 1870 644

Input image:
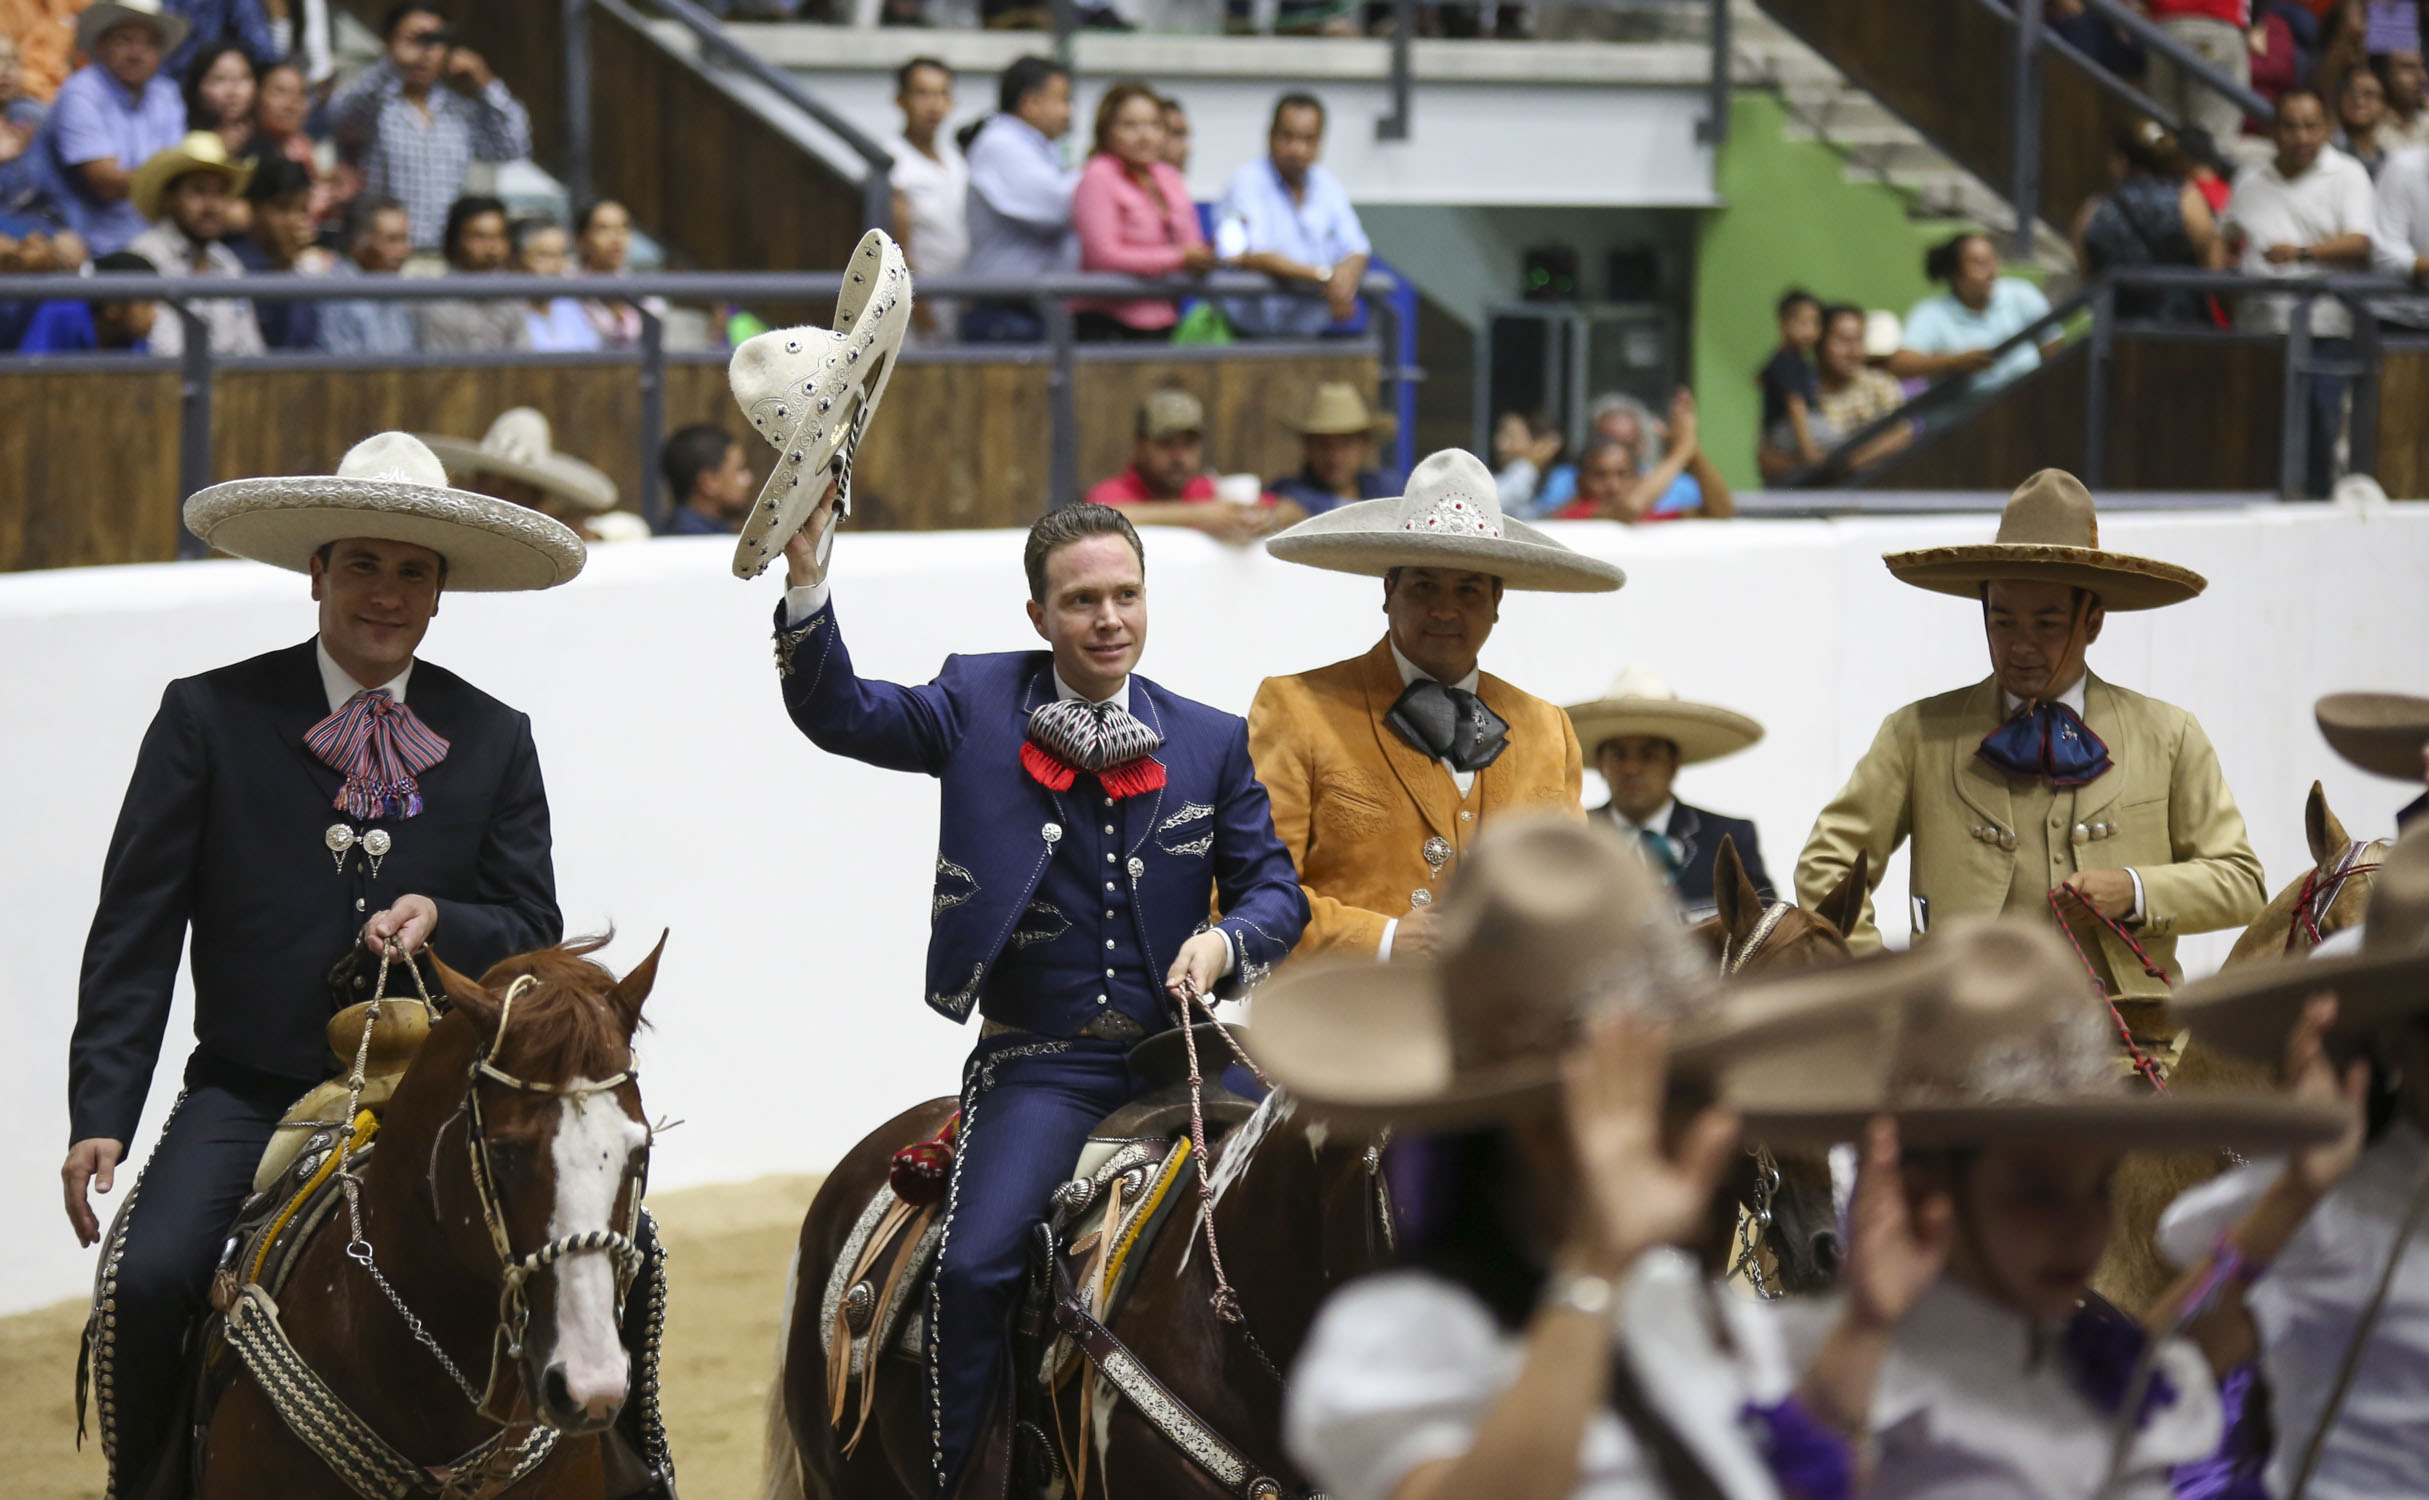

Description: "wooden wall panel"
1867 344 2090 489
2376 351 2429 499
1071 353 1384 502
0 369 184 571
2100 339 2282 491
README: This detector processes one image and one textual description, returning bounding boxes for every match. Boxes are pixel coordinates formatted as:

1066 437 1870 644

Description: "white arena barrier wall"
3 504 2425 1313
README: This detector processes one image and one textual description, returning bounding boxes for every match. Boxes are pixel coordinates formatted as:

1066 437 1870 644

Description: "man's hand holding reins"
63 1137 124 1246
1165 931 1232 1007
362 894 438 957
2064 867 2138 920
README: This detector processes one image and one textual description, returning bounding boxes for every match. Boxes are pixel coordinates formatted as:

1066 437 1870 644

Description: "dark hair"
573 198 625 238
245 154 313 206
1271 92 1326 132
2114 118 2189 178
182 42 256 130
998 55 1069 116
1577 433 1635 472
313 538 449 580
509 214 565 257
1159 94 1186 115
1775 286 1819 321
1819 300 1864 334
1091 80 1166 159
442 194 509 264
1024 503 1145 603
1978 581 2099 612
345 193 407 245
896 55 951 93
2276 84 2328 122
380 2 445 39
1924 231 1992 286
94 250 154 275
1386 1129 1545 1330
661 424 738 503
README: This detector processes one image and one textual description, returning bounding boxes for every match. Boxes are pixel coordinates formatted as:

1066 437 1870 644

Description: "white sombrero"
1264 448 1625 593
1565 666 1765 765
421 408 619 514
728 229 912 580
76 0 190 59
183 432 586 592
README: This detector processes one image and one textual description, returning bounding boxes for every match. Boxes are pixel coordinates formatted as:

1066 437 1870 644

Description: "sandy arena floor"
0 1174 825 1500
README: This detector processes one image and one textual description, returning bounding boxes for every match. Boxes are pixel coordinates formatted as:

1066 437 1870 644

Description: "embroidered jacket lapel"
1360 639 1457 843
1951 676 2017 838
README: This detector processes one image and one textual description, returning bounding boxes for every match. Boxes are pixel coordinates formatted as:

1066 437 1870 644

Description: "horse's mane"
473 933 640 1081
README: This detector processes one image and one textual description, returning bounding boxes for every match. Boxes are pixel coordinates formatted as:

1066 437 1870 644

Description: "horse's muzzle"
538 1362 626 1435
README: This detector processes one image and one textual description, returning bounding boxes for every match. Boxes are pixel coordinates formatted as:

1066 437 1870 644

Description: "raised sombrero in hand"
1565 665 1763 765
2316 691 2429 781
183 432 586 591
728 229 911 581
1265 448 1625 593
1884 469 2205 611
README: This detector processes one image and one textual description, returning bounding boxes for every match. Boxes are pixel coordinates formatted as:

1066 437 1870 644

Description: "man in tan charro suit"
1248 449 1624 961
1796 470 2266 1005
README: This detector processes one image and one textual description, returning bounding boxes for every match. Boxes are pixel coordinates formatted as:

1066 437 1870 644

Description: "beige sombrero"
1884 469 2205 611
130 131 253 224
728 228 911 581
76 0 190 60
1281 382 1398 441
1566 666 1764 765
183 432 586 591
1265 448 1625 593
1245 816 1854 1129
2317 692 2429 782
1714 920 2345 1152
421 408 618 514
2170 820 2429 1065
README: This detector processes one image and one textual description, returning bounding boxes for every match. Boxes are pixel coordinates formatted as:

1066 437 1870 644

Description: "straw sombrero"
728 229 911 581
1884 469 2205 611
1265 448 1625 593
421 408 618 514
183 432 586 592
130 131 254 224
1281 382 1398 441
2316 692 2429 782
1565 666 1764 765
1245 817 1850 1129
2169 820 2429 1065
76 0 189 60
1713 921 2345 1152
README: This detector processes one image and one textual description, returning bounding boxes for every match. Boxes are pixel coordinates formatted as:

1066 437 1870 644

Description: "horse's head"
2228 782 2390 966
1698 837 1863 974
422 933 663 1435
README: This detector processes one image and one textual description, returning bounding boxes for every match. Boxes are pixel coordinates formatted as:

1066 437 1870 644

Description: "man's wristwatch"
1543 1270 1617 1319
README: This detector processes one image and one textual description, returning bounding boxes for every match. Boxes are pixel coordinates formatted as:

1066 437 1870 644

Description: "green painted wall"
1692 93 1950 492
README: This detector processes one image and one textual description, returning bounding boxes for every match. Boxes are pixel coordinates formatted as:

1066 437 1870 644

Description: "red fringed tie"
1022 741 1167 800
889 1113 960 1206
1021 740 1078 791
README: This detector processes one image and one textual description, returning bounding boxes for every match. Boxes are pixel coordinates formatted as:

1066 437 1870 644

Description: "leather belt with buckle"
981 1011 1146 1044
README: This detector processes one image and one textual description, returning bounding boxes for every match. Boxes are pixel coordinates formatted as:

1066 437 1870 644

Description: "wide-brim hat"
1282 381 1398 441
2316 691 2429 782
1566 665 1764 765
2169 820 2429 1065
1883 469 2205 611
1245 817 1849 1129
1714 921 2346 1152
76 0 190 59
130 130 253 224
421 407 619 514
1265 448 1625 593
184 432 586 592
728 229 911 581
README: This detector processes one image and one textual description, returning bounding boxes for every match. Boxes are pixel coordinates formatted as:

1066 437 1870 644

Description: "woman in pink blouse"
1072 80 1212 342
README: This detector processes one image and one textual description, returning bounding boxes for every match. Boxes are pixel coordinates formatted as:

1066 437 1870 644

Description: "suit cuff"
2126 867 2146 925
1378 918 1397 961
782 579 831 627
1218 926 1238 979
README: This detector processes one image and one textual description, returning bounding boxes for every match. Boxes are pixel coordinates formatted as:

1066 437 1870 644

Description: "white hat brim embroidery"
183 432 587 592
1265 448 1625 593
419 430 620 514
728 229 912 581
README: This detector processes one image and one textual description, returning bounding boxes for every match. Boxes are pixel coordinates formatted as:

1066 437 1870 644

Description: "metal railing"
0 267 1405 544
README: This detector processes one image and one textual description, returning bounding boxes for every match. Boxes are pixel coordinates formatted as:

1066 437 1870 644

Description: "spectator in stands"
2047 0 2144 78
332 3 532 250
1809 301 1913 473
0 34 48 216
263 0 335 84
2314 0 2373 115
2337 64 2393 175
183 42 255 154
413 192 526 352
572 198 660 349
228 154 327 348
1266 380 1398 513
1159 94 1190 173
885 57 968 343
1490 409 1568 516
247 58 338 224
2074 118 2216 322
656 423 755 536
2144 1 2253 151
317 190 414 353
1755 287 1822 472
14 248 157 351
162 0 275 80
1216 92 1369 338
1556 389 1733 522
0 224 84 348
1890 231 2058 393
512 215 600 352
38 1 192 256
2372 32 2429 149
1072 79 1208 342
2249 3 2309 114
1083 386 1290 541
960 54 1077 343
2371 121 2429 327
126 130 263 356
2215 86 2375 492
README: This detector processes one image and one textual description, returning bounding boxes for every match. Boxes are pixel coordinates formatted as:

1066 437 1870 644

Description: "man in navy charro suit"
1563 666 1773 920
772 487 1308 1496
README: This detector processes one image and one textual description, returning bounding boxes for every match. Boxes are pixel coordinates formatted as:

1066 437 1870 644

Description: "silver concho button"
325 824 356 853
1410 889 1433 907
363 829 392 858
1043 822 1063 844
1126 857 1145 878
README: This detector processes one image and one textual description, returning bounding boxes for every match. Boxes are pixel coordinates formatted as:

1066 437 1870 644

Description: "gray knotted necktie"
1386 679 1510 773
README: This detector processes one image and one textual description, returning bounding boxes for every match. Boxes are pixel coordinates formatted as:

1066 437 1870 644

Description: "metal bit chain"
1728 1146 1785 1301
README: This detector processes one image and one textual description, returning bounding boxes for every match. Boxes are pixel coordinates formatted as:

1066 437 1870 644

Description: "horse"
763 1039 1390 1500
1698 836 1866 1296
193 936 664 1498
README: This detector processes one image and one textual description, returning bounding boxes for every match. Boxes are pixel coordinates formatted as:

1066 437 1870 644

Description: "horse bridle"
2286 838 2386 953
1718 902 1791 976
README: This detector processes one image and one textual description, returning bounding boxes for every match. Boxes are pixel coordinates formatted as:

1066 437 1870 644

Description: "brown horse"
195 937 664 1498
763 1058 1390 1500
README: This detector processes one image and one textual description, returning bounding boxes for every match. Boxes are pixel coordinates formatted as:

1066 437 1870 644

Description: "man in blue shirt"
960 55 1077 343
316 194 418 354
1215 92 1371 338
37 2 191 256
16 249 158 353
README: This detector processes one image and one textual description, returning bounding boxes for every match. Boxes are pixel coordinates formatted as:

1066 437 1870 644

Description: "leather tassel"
1021 741 1078 791
1096 756 1168 800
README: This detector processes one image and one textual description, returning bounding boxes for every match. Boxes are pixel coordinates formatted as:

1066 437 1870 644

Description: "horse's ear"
1713 835 1754 939
2307 780 2348 865
1814 849 1869 939
610 930 668 1033
430 949 501 1030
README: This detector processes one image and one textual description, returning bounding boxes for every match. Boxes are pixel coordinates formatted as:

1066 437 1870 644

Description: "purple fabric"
1977 700 2114 786
2172 1364 2273 1500
2063 1301 2181 1424
1742 1396 1855 1500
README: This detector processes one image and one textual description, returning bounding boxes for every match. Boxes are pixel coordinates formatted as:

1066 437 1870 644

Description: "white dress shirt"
1376 641 1485 960
315 638 412 713
2159 1121 2429 1500
2002 673 2146 922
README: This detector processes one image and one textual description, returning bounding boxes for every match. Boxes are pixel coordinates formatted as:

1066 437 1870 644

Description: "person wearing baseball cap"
1080 386 1299 543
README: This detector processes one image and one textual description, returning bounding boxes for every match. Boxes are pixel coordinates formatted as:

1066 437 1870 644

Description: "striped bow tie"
305 689 450 821
1023 697 1167 800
